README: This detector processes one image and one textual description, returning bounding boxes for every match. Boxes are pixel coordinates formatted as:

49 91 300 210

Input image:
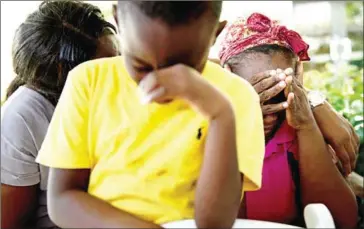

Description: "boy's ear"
212 20 227 46
113 4 119 26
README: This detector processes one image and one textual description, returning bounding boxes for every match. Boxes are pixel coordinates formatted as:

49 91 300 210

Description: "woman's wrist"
296 118 319 134
312 100 330 116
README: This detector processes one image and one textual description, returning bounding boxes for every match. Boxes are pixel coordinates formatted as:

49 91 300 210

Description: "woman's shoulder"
2 86 54 122
1 86 54 146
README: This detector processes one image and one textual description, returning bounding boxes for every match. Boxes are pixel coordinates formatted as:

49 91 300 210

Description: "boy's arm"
195 105 241 229
48 168 162 228
195 77 265 228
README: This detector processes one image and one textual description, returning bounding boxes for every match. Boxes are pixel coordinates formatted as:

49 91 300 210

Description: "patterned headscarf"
218 13 310 65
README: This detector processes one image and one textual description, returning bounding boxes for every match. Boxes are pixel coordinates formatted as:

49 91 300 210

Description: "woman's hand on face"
284 75 316 131
235 67 291 115
138 64 232 119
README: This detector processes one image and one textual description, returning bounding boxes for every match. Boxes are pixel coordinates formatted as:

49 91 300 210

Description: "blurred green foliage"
304 64 363 143
346 1 363 25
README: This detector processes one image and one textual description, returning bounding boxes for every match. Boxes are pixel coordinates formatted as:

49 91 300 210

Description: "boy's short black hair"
118 1 222 26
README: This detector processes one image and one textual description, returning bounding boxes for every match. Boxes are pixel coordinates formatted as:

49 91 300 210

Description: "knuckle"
255 83 263 92
260 93 268 102
250 76 258 84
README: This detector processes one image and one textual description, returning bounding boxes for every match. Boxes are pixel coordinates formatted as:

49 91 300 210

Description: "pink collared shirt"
245 120 299 224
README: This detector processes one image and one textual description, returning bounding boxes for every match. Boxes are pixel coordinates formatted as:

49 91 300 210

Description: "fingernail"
270 70 276 76
279 73 286 80
279 81 286 87
283 102 288 108
285 68 293 75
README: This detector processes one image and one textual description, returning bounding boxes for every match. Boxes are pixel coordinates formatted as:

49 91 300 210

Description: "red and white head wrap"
218 13 310 65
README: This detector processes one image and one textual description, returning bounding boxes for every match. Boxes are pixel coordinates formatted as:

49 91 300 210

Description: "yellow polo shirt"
36 57 264 225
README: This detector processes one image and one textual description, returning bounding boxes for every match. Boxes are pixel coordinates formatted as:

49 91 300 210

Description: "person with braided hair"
1 1 120 228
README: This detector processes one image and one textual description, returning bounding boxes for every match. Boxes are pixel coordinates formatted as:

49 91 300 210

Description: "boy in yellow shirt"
36 1 265 228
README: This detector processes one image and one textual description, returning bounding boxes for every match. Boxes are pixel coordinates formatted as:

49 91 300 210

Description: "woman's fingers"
259 80 286 102
287 92 295 107
347 141 358 170
336 144 352 176
284 75 293 97
249 70 276 85
254 72 286 94
262 101 289 115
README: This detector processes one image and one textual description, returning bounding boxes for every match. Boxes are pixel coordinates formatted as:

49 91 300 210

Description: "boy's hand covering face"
138 64 232 119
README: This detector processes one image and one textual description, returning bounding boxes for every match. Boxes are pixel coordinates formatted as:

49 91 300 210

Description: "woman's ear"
223 63 232 72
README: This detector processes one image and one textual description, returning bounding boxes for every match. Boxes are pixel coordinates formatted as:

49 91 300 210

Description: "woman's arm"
286 77 358 228
297 125 358 228
48 168 162 228
1 111 44 228
1 184 38 228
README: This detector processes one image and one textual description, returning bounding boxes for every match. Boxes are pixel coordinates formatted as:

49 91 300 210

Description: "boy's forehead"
120 6 215 67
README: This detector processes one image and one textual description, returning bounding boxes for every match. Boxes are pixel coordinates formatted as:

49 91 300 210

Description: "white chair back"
304 203 335 228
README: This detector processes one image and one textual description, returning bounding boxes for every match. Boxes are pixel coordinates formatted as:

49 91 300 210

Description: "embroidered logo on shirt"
197 127 203 140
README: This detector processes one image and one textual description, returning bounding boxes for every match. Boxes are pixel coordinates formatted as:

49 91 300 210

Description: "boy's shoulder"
68 55 130 88
204 61 259 103
73 55 125 75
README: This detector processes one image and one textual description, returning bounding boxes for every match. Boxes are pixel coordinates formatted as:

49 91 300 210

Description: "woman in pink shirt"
218 13 358 228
